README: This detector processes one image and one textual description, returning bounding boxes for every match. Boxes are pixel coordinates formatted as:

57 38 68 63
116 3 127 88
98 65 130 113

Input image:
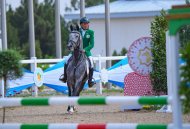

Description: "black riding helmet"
80 17 90 24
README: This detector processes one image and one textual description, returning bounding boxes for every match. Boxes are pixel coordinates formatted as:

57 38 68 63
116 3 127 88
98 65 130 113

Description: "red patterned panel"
124 72 153 96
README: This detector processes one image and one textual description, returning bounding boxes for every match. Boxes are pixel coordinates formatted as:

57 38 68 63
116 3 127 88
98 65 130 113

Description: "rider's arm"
84 30 94 52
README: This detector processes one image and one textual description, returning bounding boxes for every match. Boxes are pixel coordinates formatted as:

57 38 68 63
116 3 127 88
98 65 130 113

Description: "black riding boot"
88 68 96 88
60 63 68 83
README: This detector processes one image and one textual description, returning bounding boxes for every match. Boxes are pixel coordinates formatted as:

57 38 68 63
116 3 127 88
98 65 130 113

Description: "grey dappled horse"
66 24 88 114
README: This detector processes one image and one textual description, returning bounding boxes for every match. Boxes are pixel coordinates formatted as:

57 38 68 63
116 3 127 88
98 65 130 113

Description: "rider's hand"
82 49 85 53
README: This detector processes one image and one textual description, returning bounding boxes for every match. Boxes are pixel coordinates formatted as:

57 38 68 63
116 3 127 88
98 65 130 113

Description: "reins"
69 30 86 70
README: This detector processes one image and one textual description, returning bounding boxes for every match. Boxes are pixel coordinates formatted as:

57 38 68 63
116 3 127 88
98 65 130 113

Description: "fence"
0 55 127 97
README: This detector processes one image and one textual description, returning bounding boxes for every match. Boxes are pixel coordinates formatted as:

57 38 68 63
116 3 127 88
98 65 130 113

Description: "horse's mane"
70 23 80 32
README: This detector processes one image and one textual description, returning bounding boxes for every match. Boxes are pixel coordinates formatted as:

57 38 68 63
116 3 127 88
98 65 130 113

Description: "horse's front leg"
72 78 87 112
74 79 86 96
67 86 72 114
68 81 84 113
67 86 74 114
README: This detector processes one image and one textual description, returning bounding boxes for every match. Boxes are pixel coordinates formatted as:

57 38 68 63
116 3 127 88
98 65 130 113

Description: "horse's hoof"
68 111 73 115
68 110 75 115
67 107 75 115
73 107 77 111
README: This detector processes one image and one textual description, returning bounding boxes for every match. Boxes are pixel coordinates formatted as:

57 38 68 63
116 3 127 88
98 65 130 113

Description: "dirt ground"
0 91 190 124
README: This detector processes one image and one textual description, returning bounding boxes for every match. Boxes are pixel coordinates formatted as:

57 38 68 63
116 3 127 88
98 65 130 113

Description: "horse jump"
0 123 190 129
0 96 169 107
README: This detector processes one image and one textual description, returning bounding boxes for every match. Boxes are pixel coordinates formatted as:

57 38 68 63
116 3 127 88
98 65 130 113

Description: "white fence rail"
20 56 126 63
0 56 127 98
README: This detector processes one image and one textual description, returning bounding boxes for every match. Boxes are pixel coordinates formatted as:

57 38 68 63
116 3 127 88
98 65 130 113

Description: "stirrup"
59 74 67 83
88 78 96 88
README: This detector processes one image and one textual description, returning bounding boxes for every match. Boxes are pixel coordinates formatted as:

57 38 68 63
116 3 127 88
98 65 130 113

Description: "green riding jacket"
79 28 94 57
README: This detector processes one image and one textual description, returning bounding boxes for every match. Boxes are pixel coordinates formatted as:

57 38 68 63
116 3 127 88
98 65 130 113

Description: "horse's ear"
76 24 80 31
70 25 74 31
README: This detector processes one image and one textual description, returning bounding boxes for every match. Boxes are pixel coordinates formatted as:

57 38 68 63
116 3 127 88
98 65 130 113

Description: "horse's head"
67 24 82 51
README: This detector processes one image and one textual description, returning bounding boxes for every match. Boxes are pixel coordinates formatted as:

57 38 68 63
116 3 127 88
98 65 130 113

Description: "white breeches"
88 56 94 68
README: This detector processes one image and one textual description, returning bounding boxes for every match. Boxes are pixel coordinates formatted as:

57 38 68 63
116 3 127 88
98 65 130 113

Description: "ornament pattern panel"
124 72 153 96
127 37 152 76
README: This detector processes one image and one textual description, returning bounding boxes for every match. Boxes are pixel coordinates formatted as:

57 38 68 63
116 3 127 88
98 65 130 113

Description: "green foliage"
179 25 190 49
112 50 118 56
112 47 127 65
150 10 168 95
61 19 70 56
38 63 50 71
0 50 23 80
186 0 190 4
179 24 190 113
38 85 45 92
20 40 42 59
70 0 79 10
6 7 20 50
7 0 69 58
150 10 190 112
180 42 190 113
0 50 23 95
112 50 118 65
120 47 127 56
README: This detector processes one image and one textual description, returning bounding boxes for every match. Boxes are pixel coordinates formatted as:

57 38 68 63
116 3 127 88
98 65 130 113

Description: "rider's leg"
88 56 96 88
60 54 71 83
61 63 68 83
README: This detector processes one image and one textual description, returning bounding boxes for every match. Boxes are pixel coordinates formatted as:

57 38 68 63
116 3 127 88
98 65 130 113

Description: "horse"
66 24 88 114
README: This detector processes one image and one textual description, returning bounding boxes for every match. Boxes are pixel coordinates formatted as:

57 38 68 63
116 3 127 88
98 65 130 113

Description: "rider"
61 17 96 88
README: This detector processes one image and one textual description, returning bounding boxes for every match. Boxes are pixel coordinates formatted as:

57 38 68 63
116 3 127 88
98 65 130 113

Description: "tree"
61 18 69 56
180 41 190 113
186 0 190 4
7 0 69 58
6 6 20 50
150 10 168 95
112 50 118 65
178 2 190 113
21 40 42 59
11 0 29 47
0 50 23 96
120 47 127 56
111 47 128 65
179 25 190 49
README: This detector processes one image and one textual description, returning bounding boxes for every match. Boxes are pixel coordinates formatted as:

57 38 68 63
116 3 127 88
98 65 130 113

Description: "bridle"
68 31 82 50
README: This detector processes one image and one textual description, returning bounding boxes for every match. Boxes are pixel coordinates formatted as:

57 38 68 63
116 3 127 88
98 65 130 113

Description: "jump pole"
0 96 169 107
0 123 190 129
